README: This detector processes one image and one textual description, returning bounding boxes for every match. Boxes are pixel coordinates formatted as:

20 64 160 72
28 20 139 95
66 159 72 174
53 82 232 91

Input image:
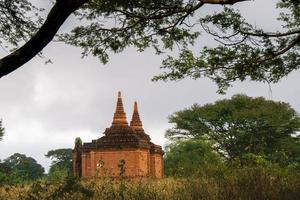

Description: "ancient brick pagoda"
72 92 164 178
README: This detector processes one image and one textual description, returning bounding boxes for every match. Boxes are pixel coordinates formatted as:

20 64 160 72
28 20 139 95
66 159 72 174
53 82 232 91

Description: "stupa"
72 92 164 178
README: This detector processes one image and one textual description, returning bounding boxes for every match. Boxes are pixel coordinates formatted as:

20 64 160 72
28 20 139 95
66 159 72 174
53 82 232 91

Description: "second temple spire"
130 101 143 130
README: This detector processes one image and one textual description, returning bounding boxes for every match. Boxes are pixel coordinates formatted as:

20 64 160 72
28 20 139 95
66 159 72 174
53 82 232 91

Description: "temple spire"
130 101 143 130
112 91 128 126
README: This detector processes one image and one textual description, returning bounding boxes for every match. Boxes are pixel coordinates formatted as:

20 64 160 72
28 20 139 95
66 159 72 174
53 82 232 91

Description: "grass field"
0 166 299 200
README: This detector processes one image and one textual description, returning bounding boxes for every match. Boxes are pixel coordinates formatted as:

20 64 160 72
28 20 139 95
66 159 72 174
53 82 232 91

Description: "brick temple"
72 92 164 178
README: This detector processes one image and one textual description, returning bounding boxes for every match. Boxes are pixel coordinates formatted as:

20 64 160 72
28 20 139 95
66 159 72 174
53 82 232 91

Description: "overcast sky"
1 0 299 172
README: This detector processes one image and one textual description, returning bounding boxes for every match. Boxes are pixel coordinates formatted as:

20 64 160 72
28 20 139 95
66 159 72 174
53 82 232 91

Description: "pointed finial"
130 101 143 130
112 91 128 126
134 101 138 112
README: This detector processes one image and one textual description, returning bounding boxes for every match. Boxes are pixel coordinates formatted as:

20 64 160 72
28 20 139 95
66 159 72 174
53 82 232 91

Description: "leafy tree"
3 153 44 181
166 95 300 164
0 0 298 93
0 160 12 185
164 139 221 176
0 161 11 174
0 120 4 141
45 148 73 176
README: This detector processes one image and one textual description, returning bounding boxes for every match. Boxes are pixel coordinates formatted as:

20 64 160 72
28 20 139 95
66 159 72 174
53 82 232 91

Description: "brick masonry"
72 92 164 178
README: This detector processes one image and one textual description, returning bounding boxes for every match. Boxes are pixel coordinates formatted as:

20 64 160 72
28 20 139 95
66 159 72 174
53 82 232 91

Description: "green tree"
3 153 44 181
166 95 300 164
0 0 298 93
0 161 12 185
0 120 4 141
45 148 73 176
164 139 221 176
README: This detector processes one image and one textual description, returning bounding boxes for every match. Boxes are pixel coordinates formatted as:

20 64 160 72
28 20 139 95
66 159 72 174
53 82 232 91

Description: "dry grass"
0 167 299 200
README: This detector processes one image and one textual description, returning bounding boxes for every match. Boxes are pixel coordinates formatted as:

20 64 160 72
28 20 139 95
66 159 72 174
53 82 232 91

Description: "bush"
47 167 69 183
164 139 221 176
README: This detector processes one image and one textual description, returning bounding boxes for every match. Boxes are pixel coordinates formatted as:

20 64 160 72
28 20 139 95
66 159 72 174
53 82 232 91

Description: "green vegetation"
0 168 299 200
45 148 73 182
75 137 82 148
166 95 300 169
0 0 299 93
0 148 74 185
0 153 44 185
164 139 221 176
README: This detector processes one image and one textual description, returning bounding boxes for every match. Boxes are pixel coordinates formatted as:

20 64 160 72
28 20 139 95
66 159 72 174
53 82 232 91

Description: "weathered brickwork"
81 149 149 177
150 153 163 178
73 92 164 178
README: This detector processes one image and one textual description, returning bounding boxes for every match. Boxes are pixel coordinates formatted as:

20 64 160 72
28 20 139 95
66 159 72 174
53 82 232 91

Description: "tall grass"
0 166 299 200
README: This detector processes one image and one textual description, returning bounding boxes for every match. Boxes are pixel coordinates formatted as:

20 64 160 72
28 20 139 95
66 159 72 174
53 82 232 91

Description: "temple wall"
81 153 91 177
150 153 163 178
139 150 150 176
72 152 77 176
81 149 150 178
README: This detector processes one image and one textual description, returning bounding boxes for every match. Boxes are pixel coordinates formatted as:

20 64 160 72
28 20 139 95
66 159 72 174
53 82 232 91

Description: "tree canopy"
2 153 44 181
164 139 221 176
0 0 299 93
166 95 300 165
45 148 73 175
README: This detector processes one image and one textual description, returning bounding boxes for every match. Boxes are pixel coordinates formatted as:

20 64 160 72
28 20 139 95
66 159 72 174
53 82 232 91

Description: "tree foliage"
74 137 82 149
0 0 43 46
2 153 44 181
164 139 221 176
0 0 298 93
153 1 300 93
45 148 73 176
166 95 300 165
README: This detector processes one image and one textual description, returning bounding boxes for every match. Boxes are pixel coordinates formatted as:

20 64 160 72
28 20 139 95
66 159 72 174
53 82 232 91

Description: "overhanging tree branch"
200 0 250 5
0 0 297 88
0 0 87 78
257 34 300 64
240 29 300 37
